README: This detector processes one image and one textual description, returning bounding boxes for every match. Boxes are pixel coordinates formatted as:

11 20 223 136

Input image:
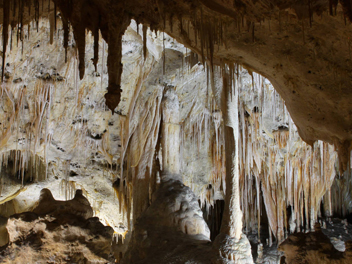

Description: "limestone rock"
33 188 93 219
0 216 9 248
279 224 352 264
0 189 113 264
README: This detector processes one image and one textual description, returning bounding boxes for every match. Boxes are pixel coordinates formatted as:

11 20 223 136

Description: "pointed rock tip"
105 84 122 113
39 188 54 202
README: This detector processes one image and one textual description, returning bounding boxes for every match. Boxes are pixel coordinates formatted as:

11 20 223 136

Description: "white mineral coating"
257 243 264 263
213 233 253 264
211 67 253 263
219 70 242 240
330 237 346 252
161 86 181 178
234 68 338 243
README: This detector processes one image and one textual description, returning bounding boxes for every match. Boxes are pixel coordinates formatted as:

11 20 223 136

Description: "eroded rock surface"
33 188 93 219
0 189 113 264
122 179 214 263
279 224 352 264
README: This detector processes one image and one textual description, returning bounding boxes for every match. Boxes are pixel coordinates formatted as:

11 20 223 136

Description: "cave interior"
0 0 352 263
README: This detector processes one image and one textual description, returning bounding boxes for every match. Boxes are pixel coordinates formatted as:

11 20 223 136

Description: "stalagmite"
213 66 253 263
220 69 242 240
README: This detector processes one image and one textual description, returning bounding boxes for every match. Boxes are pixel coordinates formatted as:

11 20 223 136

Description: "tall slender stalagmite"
213 67 253 263
219 71 242 240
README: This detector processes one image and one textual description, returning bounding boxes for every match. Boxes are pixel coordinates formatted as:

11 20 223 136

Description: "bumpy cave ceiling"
0 0 352 263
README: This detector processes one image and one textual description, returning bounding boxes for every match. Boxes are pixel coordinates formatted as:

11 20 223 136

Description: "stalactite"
54 0 57 30
329 0 334 16
49 6 54 44
2 0 10 82
0 86 26 149
143 24 147 61
104 13 128 113
35 0 39 32
92 24 99 72
20 0 24 50
62 17 69 63
72 23 86 80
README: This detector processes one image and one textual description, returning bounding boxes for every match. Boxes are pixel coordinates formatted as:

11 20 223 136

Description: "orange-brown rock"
279 223 352 264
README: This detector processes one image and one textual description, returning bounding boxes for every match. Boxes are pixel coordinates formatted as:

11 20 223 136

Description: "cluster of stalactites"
0 80 53 185
181 94 226 211
0 150 46 193
0 20 118 201
328 157 352 219
1 0 125 114
1 0 58 81
1 0 78 78
116 58 162 228
182 65 341 245
237 72 338 245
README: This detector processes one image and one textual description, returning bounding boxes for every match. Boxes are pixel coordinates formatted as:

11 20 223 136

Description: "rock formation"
0 189 114 263
279 223 352 264
0 1 352 263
